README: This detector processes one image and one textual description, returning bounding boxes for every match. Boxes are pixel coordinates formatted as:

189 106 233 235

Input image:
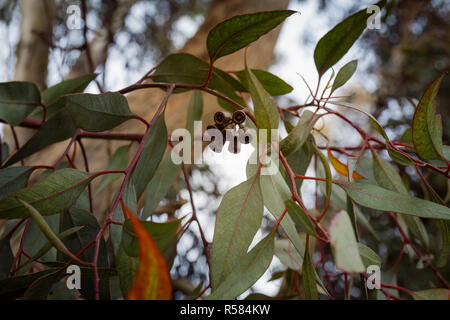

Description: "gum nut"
232 110 246 124
214 111 226 125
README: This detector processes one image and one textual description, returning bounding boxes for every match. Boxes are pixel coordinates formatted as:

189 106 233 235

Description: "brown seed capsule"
232 110 246 124
214 111 226 125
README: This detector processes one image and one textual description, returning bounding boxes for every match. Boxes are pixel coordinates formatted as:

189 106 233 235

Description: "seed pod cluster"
206 110 251 153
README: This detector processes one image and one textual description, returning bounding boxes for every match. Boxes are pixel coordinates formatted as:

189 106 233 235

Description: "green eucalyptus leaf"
280 111 317 157
357 243 381 268
58 207 110 300
235 69 293 96
207 10 295 62
64 92 134 132
121 218 181 261
331 60 358 92
115 241 138 298
208 232 274 300
143 150 180 218
32 74 97 119
314 1 385 76
0 169 93 219
285 199 318 238
22 270 64 300
329 210 365 273
5 110 78 166
411 289 449 300
245 64 279 134
339 181 450 220
211 174 264 289
186 90 203 138
95 146 129 195
130 115 167 200
0 234 13 279
150 53 245 111
302 240 319 300
412 72 446 160
274 239 303 271
0 167 36 201
0 81 41 125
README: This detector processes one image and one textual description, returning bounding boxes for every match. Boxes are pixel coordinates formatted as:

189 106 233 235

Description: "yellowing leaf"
327 148 364 180
121 199 172 300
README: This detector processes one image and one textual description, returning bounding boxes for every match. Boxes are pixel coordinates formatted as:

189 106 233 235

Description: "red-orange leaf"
327 148 364 180
120 199 172 300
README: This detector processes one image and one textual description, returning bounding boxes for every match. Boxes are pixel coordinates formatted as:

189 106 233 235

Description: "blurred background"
0 0 448 299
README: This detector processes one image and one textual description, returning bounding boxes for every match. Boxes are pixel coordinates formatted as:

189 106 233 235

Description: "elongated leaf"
150 53 245 111
186 90 203 138
207 10 295 62
0 169 93 219
246 64 279 133
32 74 97 120
332 60 358 92
437 220 450 267
208 232 274 300
281 136 313 191
316 165 379 240
274 239 303 271
44 74 96 105
339 181 450 220
0 234 13 279
6 92 134 166
211 173 263 289
387 148 414 166
18 199 84 264
116 241 138 297
22 270 65 300
330 210 365 273
130 115 167 199
312 143 332 216
235 69 293 96
58 207 110 299
357 243 381 268
0 167 36 201
95 146 129 195
302 239 318 300
0 81 40 125
259 171 305 256
143 150 180 218
372 154 407 194
280 111 317 157
285 200 318 238
372 155 430 250
121 201 172 300
0 271 53 298
314 1 385 76
1 142 9 164
20 226 84 269
411 289 450 300
5 110 78 166
121 218 181 260
65 92 134 132
412 72 446 160
328 148 364 179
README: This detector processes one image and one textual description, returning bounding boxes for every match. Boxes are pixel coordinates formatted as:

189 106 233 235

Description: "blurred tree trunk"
13 0 54 90
7 0 55 150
